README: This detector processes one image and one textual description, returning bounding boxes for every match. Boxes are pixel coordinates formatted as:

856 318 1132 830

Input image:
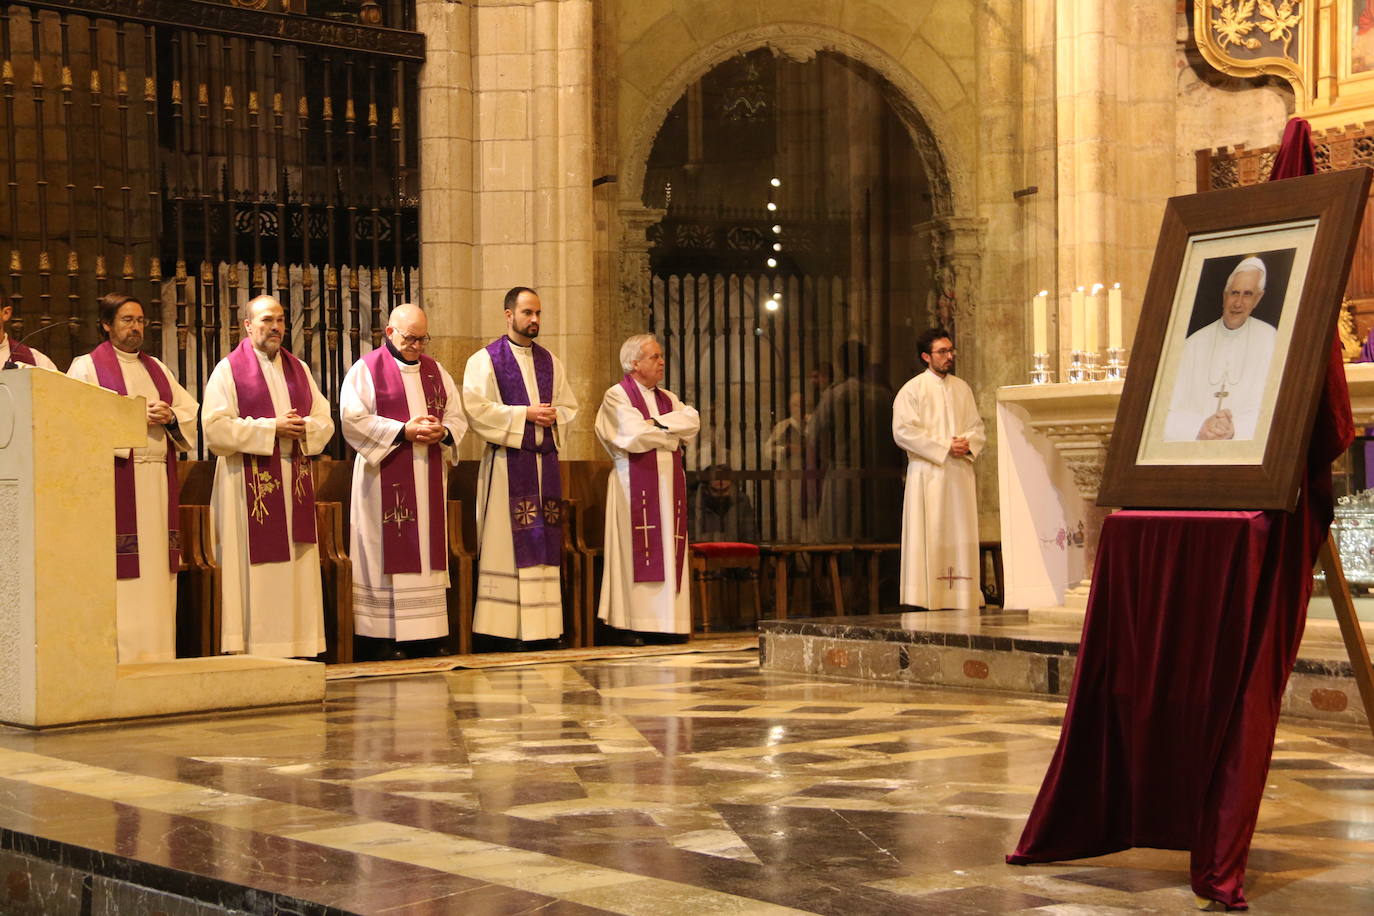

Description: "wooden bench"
175 460 219 657
761 543 851 619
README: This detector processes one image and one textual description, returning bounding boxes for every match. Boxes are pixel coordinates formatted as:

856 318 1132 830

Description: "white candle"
1070 287 1085 352
1033 290 1048 354
1086 283 1102 354
1108 282 1123 350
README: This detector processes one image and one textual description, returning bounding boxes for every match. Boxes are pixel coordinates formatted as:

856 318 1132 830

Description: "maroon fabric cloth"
1009 117 1351 908
90 341 181 578
364 346 447 575
1269 118 1315 179
690 542 759 559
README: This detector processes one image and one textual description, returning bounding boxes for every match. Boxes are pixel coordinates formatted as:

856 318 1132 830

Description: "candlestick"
1032 290 1048 355
1070 287 1085 352
1108 282 1122 350
1030 351 1052 384
1086 283 1102 355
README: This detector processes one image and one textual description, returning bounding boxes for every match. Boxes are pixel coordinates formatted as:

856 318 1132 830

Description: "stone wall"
411 0 1313 530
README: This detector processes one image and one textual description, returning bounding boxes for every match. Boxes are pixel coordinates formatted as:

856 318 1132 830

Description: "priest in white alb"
204 295 335 657
341 304 467 660
1 301 59 370
68 293 198 662
892 328 985 611
461 287 578 649
1164 256 1277 442
595 334 699 644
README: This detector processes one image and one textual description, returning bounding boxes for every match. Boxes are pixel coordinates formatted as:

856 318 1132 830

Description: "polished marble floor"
1 650 1372 914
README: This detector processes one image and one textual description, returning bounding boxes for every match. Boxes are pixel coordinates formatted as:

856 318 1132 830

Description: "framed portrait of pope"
1099 168 1371 510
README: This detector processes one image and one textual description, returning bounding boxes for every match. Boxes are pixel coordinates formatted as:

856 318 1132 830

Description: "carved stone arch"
619 24 969 217
616 23 976 327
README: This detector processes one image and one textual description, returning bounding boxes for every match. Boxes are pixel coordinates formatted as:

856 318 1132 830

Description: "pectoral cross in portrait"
383 484 415 534
1213 380 1230 415
634 498 657 566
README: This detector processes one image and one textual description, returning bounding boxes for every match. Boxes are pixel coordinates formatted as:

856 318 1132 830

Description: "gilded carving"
1193 0 1304 90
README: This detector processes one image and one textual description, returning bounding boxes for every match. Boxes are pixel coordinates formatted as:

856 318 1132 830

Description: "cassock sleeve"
202 360 279 458
301 368 335 457
892 379 951 465
157 356 199 454
439 365 467 465
959 384 986 460
340 360 403 467
549 352 578 453
595 384 676 454
462 349 529 449
1163 331 1208 442
32 349 59 372
658 389 701 443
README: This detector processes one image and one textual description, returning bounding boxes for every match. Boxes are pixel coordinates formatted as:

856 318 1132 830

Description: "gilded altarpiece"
1194 1 1374 128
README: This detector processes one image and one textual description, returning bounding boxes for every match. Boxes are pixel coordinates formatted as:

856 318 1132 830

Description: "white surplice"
341 352 467 641
595 380 700 634
203 348 335 657
1 335 58 370
67 349 199 662
1164 317 1277 442
461 338 577 641
892 370 985 610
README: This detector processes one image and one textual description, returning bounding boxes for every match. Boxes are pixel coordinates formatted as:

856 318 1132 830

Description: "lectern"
0 368 323 728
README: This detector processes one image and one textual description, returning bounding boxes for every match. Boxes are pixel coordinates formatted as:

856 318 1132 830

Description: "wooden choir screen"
0 0 423 456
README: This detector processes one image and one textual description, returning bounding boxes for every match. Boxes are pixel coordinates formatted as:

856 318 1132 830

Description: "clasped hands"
1196 409 1235 441
146 399 175 426
404 414 446 444
275 409 308 441
949 436 971 458
525 403 557 428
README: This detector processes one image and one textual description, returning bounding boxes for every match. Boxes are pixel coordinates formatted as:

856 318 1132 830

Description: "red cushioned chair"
689 542 761 633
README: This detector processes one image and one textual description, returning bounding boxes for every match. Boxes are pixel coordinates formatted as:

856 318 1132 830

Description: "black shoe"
384 644 408 661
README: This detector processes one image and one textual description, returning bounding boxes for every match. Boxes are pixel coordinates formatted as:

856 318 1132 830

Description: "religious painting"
1098 167 1371 511
1355 2 1374 72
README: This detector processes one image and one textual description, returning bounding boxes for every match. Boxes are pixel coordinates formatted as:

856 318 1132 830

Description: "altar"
998 363 1374 616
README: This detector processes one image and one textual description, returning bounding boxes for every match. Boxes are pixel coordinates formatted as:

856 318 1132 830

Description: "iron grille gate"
0 0 423 455
648 270 906 547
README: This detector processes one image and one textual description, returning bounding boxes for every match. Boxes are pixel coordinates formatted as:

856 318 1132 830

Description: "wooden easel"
1316 534 1374 739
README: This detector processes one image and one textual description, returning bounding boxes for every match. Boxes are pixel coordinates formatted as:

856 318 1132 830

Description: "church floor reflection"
0 651 1370 913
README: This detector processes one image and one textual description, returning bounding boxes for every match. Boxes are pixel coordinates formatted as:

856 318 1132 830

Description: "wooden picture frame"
1098 168 1372 510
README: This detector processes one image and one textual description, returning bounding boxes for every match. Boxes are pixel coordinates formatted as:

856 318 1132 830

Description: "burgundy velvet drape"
1008 118 1353 908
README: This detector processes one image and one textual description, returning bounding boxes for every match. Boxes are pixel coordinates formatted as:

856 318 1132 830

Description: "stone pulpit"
0 368 323 728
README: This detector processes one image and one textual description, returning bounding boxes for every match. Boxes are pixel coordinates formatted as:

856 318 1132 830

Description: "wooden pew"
313 457 354 664
562 460 613 645
175 460 219 657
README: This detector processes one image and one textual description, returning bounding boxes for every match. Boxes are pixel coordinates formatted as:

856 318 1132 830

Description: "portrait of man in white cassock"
595 333 699 646
1163 250 1294 443
892 328 985 612
341 303 468 661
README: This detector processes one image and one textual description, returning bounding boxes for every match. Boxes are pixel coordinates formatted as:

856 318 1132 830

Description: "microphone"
2 318 76 369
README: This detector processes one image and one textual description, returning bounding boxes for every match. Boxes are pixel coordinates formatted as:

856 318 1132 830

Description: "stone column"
415 0 477 375
614 204 665 344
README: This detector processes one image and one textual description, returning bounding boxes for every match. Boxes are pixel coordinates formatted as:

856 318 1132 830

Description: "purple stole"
619 375 687 588
226 338 317 564
485 337 562 568
4 338 36 366
363 346 447 574
90 341 181 579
